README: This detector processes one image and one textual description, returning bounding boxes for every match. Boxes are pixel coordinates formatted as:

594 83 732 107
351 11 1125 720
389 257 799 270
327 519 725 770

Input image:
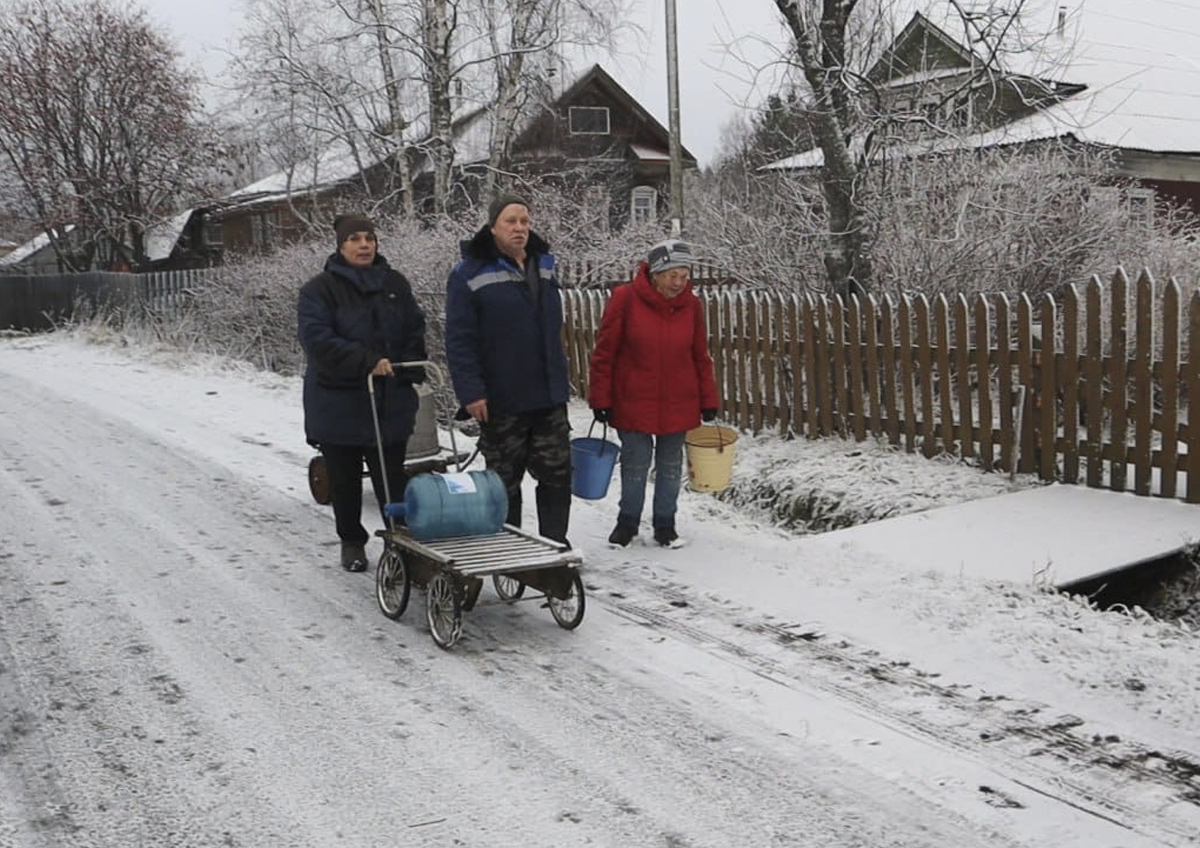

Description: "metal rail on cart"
386 523 582 577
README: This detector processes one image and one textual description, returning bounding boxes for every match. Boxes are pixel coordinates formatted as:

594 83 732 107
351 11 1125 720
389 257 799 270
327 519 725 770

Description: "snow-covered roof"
227 143 386 202
763 100 1083 171
0 226 74 267
144 209 196 262
915 0 1200 154
766 0 1200 170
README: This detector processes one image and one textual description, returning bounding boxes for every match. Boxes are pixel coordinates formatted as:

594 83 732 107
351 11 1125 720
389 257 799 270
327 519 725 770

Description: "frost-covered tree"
230 0 633 218
0 0 219 270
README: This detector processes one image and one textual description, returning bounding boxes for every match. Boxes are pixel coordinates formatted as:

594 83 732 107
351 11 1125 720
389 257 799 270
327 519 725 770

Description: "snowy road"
0 337 1196 847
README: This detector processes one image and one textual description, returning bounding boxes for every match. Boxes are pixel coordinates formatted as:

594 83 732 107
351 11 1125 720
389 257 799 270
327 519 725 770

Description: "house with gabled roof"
422 63 697 228
195 62 695 262
764 1 1200 222
0 226 76 273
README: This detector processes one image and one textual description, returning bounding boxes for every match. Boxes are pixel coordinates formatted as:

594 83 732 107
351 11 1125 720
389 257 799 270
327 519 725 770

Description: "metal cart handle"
367 360 465 511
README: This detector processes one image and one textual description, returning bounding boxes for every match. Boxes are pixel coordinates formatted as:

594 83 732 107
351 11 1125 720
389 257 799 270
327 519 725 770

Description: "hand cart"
369 362 585 649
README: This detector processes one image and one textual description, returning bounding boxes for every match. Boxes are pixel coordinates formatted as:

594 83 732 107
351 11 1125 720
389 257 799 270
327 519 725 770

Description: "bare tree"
764 0 1074 296
231 0 634 219
0 0 219 270
771 0 883 297
229 0 417 229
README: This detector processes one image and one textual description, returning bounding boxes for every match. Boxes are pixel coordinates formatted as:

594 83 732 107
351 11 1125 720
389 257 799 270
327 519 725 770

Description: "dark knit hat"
647 239 693 274
487 194 529 227
333 214 376 246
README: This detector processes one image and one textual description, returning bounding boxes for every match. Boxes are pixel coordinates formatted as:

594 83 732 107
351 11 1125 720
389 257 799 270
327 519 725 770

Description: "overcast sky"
139 0 790 169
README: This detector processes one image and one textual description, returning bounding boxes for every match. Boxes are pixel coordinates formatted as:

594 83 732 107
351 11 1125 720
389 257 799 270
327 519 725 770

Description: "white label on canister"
438 472 478 494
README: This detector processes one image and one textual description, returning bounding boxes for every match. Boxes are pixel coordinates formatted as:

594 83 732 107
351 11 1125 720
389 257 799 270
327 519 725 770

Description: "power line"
1086 9 1200 41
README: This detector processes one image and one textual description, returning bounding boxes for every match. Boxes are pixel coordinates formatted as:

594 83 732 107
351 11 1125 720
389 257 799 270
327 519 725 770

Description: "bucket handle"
703 418 730 452
586 419 610 443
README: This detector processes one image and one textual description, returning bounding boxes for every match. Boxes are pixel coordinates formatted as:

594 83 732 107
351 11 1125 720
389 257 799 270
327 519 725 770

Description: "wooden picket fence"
563 268 1200 503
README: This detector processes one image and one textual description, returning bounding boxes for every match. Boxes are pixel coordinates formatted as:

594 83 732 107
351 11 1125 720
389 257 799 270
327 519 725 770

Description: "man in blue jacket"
444 194 571 545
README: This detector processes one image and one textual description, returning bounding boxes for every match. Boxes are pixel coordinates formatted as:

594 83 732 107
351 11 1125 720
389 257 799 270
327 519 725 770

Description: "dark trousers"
477 405 571 544
321 441 408 544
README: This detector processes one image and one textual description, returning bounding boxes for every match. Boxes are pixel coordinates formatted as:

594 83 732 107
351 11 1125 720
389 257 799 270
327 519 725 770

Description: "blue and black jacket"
444 227 570 417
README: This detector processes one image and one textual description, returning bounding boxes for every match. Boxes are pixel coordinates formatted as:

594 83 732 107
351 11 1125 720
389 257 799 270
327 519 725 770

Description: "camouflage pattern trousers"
477 404 572 544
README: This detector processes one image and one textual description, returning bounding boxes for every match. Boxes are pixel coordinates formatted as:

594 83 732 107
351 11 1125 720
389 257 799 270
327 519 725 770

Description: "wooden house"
764 2 1200 222
196 63 695 263
420 63 697 228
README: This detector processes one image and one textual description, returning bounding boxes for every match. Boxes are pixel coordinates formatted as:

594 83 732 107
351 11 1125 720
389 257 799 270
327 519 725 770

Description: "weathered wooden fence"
0 268 219 329
564 268 1200 503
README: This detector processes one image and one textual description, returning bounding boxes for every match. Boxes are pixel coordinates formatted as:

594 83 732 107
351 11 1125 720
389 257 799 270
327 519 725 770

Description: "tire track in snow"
591 565 1199 847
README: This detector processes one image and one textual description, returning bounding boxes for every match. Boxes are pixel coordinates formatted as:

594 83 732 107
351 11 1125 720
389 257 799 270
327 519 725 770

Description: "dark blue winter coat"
298 252 427 448
444 227 570 416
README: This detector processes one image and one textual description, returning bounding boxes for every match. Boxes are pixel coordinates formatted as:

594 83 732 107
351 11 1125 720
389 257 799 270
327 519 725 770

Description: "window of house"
569 106 610 135
1125 187 1155 228
630 186 657 225
249 210 278 247
202 216 223 248
1092 186 1155 228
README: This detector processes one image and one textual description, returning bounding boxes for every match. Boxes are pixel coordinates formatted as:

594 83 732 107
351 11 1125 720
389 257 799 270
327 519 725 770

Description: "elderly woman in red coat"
588 239 719 548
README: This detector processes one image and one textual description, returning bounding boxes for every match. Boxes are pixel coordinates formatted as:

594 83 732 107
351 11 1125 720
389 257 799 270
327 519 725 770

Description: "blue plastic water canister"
384 470 508 540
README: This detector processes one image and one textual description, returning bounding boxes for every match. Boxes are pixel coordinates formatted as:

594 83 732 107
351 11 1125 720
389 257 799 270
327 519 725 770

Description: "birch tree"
230 0 416 227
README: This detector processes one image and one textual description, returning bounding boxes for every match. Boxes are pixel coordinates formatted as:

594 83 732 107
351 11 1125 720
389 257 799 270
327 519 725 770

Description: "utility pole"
664 0 684 236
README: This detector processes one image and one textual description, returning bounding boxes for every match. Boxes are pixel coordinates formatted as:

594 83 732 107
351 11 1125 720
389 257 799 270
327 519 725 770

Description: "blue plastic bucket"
571 423 619 500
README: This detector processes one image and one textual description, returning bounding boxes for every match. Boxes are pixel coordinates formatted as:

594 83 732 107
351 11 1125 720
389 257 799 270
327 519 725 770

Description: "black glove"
593 408 612 423
395 365 426 385
701 408 718 422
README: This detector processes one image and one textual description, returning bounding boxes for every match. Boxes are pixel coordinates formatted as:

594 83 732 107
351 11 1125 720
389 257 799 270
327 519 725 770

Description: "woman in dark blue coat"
298 215 427 571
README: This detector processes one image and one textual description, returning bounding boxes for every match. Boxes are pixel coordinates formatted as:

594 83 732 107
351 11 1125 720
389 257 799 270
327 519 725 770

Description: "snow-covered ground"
1 331 1198 847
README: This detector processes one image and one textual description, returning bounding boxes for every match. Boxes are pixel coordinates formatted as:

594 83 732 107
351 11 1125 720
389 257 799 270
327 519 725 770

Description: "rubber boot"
535 483 571 546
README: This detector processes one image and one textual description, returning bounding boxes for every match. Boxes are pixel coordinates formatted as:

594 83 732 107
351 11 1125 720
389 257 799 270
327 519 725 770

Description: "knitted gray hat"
647 239 693 274
487 194 529 226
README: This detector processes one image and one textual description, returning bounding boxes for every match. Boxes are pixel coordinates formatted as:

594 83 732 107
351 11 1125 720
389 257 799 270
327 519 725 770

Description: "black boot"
608 521 637 548
535 483 571 546
340 541 368 572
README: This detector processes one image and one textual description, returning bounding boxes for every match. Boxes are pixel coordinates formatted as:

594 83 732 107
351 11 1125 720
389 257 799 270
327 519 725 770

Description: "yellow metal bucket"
685 425 737 493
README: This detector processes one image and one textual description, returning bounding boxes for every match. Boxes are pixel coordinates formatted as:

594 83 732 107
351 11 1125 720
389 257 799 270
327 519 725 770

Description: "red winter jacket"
588 263 719 434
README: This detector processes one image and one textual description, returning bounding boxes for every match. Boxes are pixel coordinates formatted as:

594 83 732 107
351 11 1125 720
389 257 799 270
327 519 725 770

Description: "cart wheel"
492 573 525 600
548 571 586 630
375 546 410 620
426 571 463 648
307 455 330 505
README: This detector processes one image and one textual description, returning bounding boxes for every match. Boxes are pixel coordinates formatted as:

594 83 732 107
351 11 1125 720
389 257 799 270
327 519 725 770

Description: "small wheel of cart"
548 571 586 630
492 573 525 600
375 545 410 620
426 570 464 648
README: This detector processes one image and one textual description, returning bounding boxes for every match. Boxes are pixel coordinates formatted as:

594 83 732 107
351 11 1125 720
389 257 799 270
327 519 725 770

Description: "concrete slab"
797 484 1200 588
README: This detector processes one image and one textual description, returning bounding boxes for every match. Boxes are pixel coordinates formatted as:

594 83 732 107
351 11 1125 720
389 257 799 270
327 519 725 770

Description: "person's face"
490 204 530 259
652 266 689 299
339 231 377 268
